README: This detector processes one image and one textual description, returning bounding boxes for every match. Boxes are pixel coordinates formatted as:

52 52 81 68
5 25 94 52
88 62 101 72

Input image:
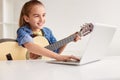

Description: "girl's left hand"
74 32 81 42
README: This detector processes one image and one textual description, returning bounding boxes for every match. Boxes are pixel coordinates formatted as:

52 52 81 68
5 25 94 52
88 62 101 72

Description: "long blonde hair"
19 0 44 27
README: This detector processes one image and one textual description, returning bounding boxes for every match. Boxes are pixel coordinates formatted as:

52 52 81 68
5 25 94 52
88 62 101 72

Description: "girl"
17 0 80 61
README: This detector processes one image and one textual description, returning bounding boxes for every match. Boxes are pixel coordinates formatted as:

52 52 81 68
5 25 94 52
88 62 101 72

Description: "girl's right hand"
56 55 80 62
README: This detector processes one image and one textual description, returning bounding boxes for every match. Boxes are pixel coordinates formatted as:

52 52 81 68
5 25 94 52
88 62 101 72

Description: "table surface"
0 56 120 80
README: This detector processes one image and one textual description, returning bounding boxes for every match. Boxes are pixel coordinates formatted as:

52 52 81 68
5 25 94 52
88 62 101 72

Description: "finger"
70 55 80 61
74 36 81 41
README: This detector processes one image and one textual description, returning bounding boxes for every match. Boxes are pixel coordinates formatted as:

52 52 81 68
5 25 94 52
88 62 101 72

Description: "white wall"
10 0 120 56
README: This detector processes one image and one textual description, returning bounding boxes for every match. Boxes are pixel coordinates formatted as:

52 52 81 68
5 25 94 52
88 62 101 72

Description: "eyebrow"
33 13 46 16
33 14 39 16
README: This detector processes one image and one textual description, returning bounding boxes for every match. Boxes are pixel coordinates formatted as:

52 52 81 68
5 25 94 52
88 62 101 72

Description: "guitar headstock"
79 23 94 37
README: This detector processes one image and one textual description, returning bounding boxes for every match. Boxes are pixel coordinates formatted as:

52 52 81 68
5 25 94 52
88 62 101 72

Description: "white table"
0 56 120 80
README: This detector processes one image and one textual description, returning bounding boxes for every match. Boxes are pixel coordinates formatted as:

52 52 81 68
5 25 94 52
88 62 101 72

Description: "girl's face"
24 5 46 31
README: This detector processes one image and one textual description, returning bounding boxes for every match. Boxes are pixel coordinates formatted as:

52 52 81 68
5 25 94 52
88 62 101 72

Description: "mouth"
36 23 44 29
37 23 43 26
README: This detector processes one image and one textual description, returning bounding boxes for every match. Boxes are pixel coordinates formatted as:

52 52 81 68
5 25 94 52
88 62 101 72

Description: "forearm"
58 32 80 54
58 45 67 54
23 42 80 61
24 42 60 59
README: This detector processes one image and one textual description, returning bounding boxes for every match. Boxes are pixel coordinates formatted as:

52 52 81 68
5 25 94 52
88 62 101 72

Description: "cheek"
43 19 45 23
31 19 38 24
29 19 36 26
43 17 46 23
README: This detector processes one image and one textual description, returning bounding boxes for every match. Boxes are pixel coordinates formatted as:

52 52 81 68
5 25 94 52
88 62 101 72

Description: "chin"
38 26 43 29
36 25 42 28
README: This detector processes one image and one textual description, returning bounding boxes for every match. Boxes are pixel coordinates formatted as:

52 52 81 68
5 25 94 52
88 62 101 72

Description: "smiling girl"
16 0 80 61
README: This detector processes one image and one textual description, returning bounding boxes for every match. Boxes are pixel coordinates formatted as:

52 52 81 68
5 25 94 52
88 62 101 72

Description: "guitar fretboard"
45 34 78 51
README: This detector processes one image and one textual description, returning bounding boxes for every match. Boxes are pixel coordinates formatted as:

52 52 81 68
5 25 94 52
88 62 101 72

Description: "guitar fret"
45 34 75 51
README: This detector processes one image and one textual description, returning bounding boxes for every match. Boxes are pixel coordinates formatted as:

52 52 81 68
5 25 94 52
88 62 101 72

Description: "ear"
23 15 29 22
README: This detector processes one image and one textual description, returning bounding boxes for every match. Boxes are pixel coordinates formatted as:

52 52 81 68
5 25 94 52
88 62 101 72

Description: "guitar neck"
45 33 81 51
45 23 93 51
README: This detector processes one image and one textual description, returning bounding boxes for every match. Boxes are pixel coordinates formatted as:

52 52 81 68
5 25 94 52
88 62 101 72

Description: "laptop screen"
80 23 116 64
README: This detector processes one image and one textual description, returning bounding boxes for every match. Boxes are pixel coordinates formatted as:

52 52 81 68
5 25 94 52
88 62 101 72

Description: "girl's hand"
56 55 80 62
74 32 81 42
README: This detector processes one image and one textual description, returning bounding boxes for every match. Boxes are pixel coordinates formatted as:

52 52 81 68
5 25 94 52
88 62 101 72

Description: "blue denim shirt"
16 25 58 53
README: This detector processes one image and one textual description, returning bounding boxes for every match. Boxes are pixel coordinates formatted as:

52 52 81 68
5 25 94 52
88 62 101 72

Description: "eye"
34 14 39 17
43 13 46 17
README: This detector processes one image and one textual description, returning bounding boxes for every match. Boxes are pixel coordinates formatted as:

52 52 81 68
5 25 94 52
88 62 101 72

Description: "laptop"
47 23 116 65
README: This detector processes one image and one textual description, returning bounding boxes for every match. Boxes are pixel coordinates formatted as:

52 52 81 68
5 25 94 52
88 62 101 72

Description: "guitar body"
34 36 49 47
26 36 50 60
0 41 27 60
0 36 49 60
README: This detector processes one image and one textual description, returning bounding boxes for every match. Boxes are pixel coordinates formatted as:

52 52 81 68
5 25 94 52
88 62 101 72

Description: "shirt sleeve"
16 28 33 46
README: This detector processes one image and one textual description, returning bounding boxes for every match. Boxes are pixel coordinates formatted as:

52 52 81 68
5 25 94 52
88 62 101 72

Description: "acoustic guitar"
0 23 93 60
26 23 94 59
